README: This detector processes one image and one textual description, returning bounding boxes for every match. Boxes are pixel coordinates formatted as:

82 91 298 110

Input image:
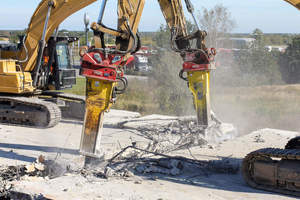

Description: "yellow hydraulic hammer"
187 70 211 126
79 0 144 164
80 78 116 158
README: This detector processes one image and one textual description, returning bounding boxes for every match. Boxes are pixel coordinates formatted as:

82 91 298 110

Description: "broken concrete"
117 114 179 129
119 113 238 145
0 110 298 199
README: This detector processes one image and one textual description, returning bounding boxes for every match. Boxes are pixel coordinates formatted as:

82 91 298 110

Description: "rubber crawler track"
242 147 300 197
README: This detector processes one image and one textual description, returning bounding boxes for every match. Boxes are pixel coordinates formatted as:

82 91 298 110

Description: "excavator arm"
80 0 215 161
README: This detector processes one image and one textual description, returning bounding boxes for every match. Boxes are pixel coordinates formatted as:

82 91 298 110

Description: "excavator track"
0 96 61 128
242 147 300 197
41 91 86 120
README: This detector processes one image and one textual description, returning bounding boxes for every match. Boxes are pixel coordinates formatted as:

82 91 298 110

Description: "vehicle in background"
216 37 255 50
125 46 153 74
215 37 256 69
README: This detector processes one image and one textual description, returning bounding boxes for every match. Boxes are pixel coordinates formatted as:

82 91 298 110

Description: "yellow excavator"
1 0 300 197
0 0 100 127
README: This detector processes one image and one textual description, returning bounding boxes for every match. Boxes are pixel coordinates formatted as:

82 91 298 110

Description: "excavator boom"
20 0 97 72
284 0 300 9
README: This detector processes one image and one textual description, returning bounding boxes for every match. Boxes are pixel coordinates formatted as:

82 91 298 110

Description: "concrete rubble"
114 113 238 145
0 110 298 199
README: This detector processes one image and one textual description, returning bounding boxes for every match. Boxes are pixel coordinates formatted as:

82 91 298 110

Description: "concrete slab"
103 109 141 128
119 114 179 129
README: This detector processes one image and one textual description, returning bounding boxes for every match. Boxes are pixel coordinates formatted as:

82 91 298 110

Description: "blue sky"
1 0 300 33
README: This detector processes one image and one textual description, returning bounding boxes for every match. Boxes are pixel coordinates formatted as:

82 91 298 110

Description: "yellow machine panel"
0 60 34 94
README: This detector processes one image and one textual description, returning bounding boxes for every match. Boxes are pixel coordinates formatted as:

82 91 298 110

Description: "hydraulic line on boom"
79 0 216 164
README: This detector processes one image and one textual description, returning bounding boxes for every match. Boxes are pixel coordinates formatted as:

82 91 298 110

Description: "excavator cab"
44 36 78 90
0 35 78 91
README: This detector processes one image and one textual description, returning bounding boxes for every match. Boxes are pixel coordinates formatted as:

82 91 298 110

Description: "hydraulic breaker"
80 78 116 157
79 50 127 160
187 70 211 126
180 50 216 127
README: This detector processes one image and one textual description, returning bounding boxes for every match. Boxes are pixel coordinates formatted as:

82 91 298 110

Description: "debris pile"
100 144 240 179
0 155 69 199
23 155 69 179
135 115 237 151
93 115 238 179
136 118 208 153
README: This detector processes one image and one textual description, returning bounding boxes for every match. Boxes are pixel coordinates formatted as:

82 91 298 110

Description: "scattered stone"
135 159 183 176
34 163 45 171
4 183 12 190
254 134 265 143
38 155 46 163
134 180 142 184
123 169 134 177
25 164 36 173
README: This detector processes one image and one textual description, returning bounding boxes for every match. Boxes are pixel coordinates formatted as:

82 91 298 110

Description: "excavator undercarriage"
242 146 300 197
0 92 85 128
0 96 61 128
0 35 85 128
